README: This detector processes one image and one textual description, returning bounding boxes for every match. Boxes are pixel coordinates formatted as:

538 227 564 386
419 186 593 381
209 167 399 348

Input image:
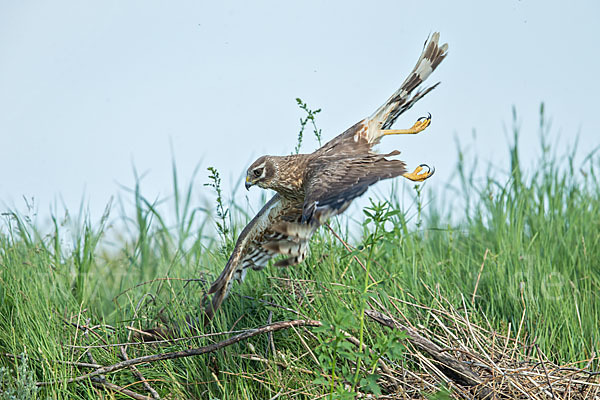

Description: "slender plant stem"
352 222 380 389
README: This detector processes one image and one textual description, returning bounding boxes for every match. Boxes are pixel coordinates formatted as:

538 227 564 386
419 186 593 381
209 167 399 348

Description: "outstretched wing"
204 194 303 321
266 152 407 253
317 32 448 155
300 152 407 224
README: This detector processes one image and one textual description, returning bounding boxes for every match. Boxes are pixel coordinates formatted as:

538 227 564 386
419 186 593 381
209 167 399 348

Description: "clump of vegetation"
0 355 39 400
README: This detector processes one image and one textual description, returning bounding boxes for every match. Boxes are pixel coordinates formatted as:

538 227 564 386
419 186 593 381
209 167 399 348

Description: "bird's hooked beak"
245 175 254 190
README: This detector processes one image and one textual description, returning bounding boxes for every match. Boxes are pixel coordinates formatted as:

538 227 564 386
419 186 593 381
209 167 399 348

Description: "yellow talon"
382 113 431 135
403 164 435 182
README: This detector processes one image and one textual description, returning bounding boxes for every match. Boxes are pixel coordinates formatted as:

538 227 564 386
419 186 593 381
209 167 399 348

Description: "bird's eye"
253 169 262 177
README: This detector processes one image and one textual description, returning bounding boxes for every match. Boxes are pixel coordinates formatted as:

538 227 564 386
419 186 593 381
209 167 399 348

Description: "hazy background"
1 1 598 225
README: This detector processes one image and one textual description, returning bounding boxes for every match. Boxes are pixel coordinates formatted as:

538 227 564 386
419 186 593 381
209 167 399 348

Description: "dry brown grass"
360 289 600 399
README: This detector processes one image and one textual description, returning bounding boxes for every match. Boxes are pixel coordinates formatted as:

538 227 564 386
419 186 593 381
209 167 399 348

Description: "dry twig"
37 319 321 387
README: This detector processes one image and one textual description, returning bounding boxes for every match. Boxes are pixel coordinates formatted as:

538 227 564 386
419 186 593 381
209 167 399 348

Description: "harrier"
205 33 448 321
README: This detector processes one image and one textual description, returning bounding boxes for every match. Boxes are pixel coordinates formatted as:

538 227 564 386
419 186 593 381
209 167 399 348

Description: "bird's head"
245 155 278 190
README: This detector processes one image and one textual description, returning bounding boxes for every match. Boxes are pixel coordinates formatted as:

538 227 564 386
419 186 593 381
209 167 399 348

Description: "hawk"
205 33 448 321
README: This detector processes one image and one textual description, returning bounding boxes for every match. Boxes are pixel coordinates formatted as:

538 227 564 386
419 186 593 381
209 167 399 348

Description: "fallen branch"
91 379 154 400
37 319 321 387
2 353 100 369
365 309 493 399
86 348 152 400
120 343 160 399
120 294 161 399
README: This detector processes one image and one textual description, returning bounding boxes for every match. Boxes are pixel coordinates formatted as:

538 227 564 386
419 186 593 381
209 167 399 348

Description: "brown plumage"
204 33 448 322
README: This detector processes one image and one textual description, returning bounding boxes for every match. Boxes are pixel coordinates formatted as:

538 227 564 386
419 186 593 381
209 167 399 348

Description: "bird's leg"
382 113 431 135
403 164 435 182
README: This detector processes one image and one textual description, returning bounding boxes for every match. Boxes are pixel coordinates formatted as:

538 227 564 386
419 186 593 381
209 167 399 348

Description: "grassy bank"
1 108 598 399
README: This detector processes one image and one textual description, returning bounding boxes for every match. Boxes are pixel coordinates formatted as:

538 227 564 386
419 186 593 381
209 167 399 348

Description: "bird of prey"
205 33 448 321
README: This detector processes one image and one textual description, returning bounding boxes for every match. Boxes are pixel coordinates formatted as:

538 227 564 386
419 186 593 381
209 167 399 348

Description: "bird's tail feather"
203 257 240 323
370 32 448 131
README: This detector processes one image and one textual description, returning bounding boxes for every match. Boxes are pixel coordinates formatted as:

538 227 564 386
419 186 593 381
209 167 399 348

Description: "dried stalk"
37 319 321 387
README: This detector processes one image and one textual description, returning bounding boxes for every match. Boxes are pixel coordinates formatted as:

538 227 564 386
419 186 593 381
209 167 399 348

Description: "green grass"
0 107 599 399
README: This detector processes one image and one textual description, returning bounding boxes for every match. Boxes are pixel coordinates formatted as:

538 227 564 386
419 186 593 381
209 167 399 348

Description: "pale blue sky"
1 1 598 223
